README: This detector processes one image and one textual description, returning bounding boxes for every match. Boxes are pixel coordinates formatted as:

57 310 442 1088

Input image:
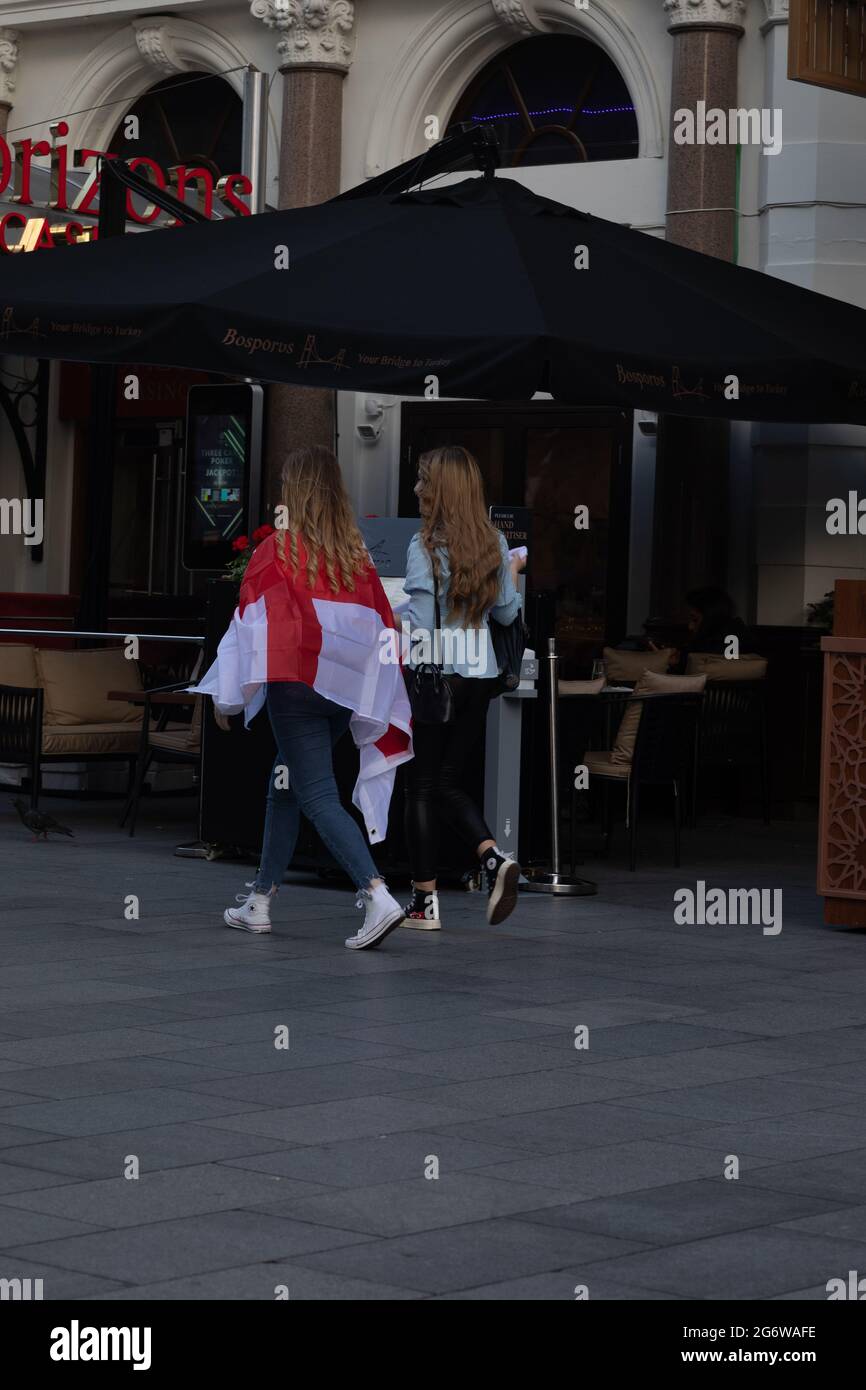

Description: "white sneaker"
224 884 272 934
345 884 405 950
401 887 441 931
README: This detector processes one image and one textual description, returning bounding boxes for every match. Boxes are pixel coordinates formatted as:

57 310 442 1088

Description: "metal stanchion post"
523 637 597 896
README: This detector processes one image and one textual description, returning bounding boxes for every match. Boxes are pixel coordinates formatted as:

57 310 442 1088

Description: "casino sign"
0 121 252 253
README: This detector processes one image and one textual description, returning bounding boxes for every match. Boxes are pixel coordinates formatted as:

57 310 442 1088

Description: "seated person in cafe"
650 586 747 672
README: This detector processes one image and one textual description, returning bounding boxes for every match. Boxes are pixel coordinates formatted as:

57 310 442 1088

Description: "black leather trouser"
404 674 499 883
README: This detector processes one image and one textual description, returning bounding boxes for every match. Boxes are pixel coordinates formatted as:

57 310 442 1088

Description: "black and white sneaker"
402 887 441 931
482 848 520 925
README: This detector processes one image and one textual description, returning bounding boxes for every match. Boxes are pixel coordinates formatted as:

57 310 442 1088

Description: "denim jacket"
404 530 521 678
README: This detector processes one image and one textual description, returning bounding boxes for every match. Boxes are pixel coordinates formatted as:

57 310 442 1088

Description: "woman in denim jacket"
402 445 525 931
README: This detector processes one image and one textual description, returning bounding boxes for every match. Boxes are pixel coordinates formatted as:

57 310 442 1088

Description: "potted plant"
806 590 834 629
225 524 275 584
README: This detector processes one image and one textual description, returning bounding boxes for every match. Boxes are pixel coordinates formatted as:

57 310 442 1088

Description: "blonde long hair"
416 446 502 626
275 445 369 592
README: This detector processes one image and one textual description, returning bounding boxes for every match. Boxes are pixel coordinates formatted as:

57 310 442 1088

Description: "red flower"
232 535 250 553
252 524 275 543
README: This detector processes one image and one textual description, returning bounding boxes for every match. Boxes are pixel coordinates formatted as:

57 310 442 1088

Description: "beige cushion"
36 648 143 726
686 652 768 682
42 721 142 756
641 671 707 695
603 647 674 681
0 643 39 690
584 750 631 780
611 682 647 764
150 727 201 754
559 676 606 696
611 671 706 765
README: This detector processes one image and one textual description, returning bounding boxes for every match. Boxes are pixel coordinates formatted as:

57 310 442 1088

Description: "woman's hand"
213 708 232 733
509 552 527 583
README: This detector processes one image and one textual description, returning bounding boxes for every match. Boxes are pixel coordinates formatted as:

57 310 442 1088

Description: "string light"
472 104 635 122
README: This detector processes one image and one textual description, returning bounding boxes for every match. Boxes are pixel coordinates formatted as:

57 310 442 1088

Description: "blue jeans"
254 682 381 894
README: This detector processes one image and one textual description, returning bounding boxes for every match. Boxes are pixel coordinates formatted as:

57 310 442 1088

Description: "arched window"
447 34 638 167
108 72 242 181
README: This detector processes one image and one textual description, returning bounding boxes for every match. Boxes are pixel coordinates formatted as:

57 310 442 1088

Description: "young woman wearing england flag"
192 446 413 950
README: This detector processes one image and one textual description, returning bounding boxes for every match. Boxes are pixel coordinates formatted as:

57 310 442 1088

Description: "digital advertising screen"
183 384 263 570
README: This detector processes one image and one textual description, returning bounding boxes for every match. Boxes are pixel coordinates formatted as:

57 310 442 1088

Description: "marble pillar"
652 2 746 617
663 0 747 258
249 1 355 512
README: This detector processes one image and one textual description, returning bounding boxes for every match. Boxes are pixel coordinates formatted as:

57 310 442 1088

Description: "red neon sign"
0 123 252 252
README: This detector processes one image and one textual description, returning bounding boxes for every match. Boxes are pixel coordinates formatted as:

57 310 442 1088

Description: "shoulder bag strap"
432 575 442 667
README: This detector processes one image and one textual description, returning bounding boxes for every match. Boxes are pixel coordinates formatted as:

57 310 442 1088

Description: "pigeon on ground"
12 798 74 840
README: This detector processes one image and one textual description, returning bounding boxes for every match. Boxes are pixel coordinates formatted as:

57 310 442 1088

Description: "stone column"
250 1 355 513
0 29 20 139
651 2 747 620
663 0 747 257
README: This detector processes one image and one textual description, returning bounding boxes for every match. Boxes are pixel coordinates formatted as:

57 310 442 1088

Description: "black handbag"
406 589 455 724
489 610 528 693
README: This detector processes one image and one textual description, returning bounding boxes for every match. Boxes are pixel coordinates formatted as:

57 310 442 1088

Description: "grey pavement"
1 794 865 1300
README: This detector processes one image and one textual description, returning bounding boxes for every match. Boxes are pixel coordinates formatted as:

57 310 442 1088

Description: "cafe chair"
120 652 204 837
688 661 770 825
0 682 44 811
558 676 611 871
0 645 146 811
583 688 704 871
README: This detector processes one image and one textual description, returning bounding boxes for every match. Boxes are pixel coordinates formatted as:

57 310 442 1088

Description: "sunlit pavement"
1 795 865 1300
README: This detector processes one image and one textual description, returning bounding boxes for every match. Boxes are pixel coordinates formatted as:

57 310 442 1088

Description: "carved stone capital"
0 28 21 105
249 0 356 72
762 0 789 26
490 0 543 35
663 0 748 32
132 17 184 75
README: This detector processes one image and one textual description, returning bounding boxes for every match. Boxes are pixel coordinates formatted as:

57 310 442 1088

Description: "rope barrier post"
523 637 597 897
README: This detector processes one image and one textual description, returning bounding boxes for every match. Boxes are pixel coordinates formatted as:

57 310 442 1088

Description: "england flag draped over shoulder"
191 533 413 844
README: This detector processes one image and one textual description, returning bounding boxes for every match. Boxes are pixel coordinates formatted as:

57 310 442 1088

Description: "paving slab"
218 1129 527 1185
516 1179 845 1245
292 1217 647 1294
247 1171 571 1236
1 1162 325 1229
0 1123 293 1180
0 1088 268 1138
83 1263 422 1300
0 1256 124 1299
570 1228 866 1300
6 1210 371 1284
1 798 861 1299
429 1102 706 1156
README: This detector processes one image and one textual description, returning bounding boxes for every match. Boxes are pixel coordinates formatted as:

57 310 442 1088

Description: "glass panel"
108 72 242 175
524 426 614 670
110 429 179 594
110 436 154 592
448 34 638 166
405 427 506 515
